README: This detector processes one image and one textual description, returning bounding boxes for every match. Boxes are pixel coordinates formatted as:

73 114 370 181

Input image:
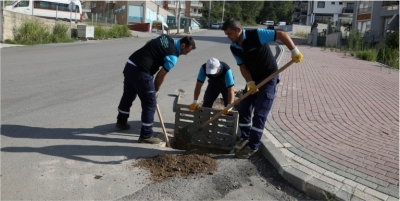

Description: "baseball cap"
206 58 220 74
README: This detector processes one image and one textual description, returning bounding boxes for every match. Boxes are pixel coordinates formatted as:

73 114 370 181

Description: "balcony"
189 12 202 17
293 8 300 13
358 7 372 14
190 2 203 8
342 7 354 14
382 5 399 11
168 3 185 10
300 10 307 16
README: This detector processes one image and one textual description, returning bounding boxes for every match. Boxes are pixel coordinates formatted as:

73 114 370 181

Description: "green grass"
356 49 378 62
5 20 132 45
294 32 308 38
94 24 132 39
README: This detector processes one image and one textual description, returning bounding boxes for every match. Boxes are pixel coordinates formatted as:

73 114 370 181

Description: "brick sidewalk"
268 41 399 198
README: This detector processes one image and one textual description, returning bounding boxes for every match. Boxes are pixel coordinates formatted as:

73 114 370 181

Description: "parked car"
263 21 274 26
211 23 222 29
276 21 286 26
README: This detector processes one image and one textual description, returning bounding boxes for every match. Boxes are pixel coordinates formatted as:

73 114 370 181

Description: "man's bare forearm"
194 81 203 100
227 87 235 105
239 64 253 82
276 30 296 51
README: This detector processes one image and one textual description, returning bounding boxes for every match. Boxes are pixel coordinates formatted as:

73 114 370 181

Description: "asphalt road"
1 28 311 200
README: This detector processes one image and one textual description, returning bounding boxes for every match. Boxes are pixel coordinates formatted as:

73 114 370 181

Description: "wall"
128 3 144 24
1 2 3 42
114 1 128 25
128 23 150 32
313 1 344 14
293 24 328 34
292 23 347 35
325 32 342 47
3 10 79 41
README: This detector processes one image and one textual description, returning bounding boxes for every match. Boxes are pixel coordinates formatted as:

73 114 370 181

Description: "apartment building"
89 0 202 24
292 1 354 25
161 0 203 18
352 0 398 40
90 1 173 25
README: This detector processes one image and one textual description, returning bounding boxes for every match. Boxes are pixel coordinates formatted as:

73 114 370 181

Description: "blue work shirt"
127 34 180 76
230 29 278 81
197 61 234 88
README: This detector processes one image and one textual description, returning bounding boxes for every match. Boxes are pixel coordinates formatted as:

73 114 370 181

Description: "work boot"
235 146 258 159
234 139 249 152
138 137 161 144
115 123 131 130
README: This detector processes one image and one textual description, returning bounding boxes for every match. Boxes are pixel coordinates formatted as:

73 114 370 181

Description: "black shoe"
115 123 131 130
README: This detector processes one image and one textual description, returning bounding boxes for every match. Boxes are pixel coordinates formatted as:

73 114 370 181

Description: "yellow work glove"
246 81 258 95
189 100 200 111
291 47 303 63
222 106 236 115
222 107 232 115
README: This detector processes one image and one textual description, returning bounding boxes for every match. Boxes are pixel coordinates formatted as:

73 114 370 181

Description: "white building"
292 1 354 26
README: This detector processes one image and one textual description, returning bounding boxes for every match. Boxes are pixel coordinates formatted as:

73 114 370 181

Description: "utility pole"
208 0 211 28
221 0 225 23
177 0 181 34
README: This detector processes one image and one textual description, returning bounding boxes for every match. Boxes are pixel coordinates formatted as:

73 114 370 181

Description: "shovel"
178 60 295 143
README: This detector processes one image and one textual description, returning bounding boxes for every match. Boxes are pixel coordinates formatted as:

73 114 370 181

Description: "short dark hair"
222 18 241 31
180 36 196 49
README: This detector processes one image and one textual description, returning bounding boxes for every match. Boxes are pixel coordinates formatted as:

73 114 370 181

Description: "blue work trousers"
117 63 157 138
238 75 279 150
202 81 229 107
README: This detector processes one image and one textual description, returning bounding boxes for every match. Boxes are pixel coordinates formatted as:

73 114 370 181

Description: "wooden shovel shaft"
199 60 295 129
156 104 171 147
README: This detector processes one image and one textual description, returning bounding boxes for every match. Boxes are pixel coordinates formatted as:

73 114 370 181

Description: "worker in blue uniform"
189 58 235 114
116 34 196 144
222 18 303 159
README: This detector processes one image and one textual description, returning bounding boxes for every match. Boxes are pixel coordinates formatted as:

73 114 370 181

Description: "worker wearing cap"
189 58 235 114
222 18 303 159
116 35 196 144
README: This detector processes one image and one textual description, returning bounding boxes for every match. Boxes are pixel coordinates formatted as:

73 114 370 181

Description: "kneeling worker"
189 58 235 115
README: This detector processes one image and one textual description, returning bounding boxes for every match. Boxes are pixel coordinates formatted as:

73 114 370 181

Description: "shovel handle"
156 104 171 147
199 60 295 129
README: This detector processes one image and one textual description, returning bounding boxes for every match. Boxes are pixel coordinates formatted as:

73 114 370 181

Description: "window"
357 20 371 33
347 3 354 8
15 0 29 7
317 1 325 8
331 2 335 5
339 2 343 5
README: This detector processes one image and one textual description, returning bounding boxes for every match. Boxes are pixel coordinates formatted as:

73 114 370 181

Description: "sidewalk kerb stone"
364 187 389 201
280 148 295 159
324 171 346 182
387 196 399 201
305 161 327 175
264 129 283 148
355 177 379 189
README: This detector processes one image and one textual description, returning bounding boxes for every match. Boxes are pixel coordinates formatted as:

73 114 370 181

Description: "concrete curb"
259 44 398 201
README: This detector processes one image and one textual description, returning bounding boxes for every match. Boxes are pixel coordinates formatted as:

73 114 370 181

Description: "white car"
263 21 274 26
211 23 222 29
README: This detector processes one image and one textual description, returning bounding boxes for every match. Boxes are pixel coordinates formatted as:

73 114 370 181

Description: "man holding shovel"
115 35 196 144
222 18 303 159
189 58 235 114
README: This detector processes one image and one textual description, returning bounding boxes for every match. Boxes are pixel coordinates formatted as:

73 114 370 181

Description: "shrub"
356 49 378 61
51 23 72 43
14 20 51 45
94 26 108 39
348 31 362 51
95 24 132 39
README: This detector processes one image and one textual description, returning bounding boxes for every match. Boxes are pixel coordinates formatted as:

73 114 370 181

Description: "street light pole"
208 0 211 28
221 0 225 23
